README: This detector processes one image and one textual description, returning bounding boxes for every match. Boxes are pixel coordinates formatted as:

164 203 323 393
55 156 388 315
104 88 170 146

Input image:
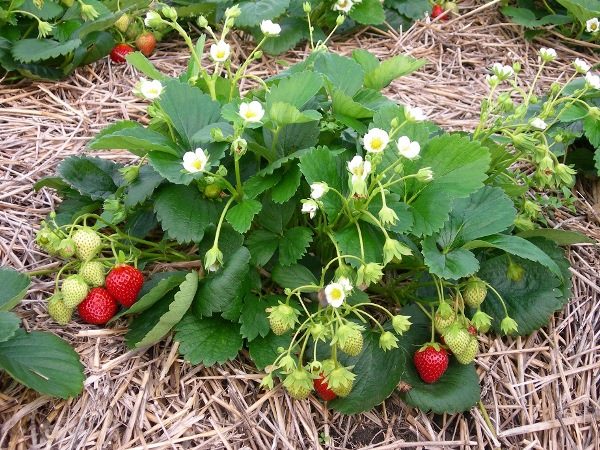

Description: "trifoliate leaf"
11 39 82 63
267 70 323 110
236 0 290 27
226 199 263 234
270 165 301 204
279 227 313 266
57 156 123 201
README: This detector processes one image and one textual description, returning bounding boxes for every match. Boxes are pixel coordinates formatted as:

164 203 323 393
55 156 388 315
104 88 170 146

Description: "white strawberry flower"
348 155 371 183
134 78 163 100
404 105 426 122
538 47 557 62
396 136 420 159
260 20 281 36
491 63 514 80
586 17 599 34
363 128 390 153
301 199 319 218
530 118 547 130
324 282 346 307
210 40 230 62
333 0 353 13
182 148 209 173
585 72 600 90
239 101 265 123
310 182 329 199
573 58 590 74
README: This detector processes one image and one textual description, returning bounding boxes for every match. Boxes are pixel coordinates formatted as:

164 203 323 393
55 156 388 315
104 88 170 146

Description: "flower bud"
507 259 525 282
392 315 412 334
356 263 384 287
119 165 140 184
161 5 177 20
378 205 398 226
471 310 492 333
254 50 263 60
336 14 345 26
416 167 434 182
303 1 311 13
512 61 521 73
231 137 248 156
80 2 99 21
37 21 53 38
210 127 225 141
500 316 519 335
204 246 223 272
197 15 209 28
379 331 399 351
225 5 241 18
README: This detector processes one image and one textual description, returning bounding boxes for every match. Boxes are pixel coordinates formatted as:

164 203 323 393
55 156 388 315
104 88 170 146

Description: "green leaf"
314 52 365 97
335 222 385 265
478 244 570 335
111 272 187 321
20 0 64 20
175 313 243 366
299 147 347 220
57 156 122 200
236 0 290 27
0 312 20 343
159 79 221 148
257 196 295 233
89 121 179 156
246 229 279 266
269 102 321 126
11 38 82 63
244 172 282 199
349 0 385 24
584 115 600 150
193 247 251 317
124 165 164 208
270 165 301 204
226 199 263 234
279 227 313 266
248 332 293 370
352 49 380 72
332 88 374 120
125 51 168 81
517 229 595 245
328 325 405 414
422 237 480 280
271 264 317 289
392 0 430 19
267 70 323 109
555 0 600 23
399 305 481 413
0 267 30 311
154 184 218 243
239 294 282 341
401 134 491 236
364 55 426 90
0 329 83 398
126 272 198 348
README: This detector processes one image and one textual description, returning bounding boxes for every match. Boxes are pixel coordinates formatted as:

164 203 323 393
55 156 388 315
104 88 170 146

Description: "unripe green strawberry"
331 380 353 397
463 277 487 308
72 227 102 261
286 383 312 400
114 13 131 33
283 369 313 400
268 316 288 335
48 294 74 325
340 328 363 357
58 238 77 258
434 309 456 334
443 324 471 356
62 275 89 308
455 336 478 364
79 261 105 287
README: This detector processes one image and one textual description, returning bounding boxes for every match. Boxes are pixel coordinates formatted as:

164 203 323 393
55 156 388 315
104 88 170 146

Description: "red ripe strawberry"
413 344 449 384
313 374 337 401
110 43 134 63
135 32 156 57
106 264 144 307
431 4 449 21
78 288 118 324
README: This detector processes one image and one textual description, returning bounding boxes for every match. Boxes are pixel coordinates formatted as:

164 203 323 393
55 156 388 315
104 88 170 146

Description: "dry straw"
0 1 598 448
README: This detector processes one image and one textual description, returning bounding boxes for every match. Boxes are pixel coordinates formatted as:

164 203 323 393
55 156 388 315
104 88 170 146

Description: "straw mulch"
1 2 599 448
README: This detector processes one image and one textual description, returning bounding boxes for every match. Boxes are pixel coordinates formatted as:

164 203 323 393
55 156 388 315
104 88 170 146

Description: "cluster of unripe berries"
37 225 144 325
414 277 489 384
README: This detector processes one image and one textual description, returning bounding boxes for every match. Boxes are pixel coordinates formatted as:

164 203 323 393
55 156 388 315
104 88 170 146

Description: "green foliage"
0 267 31 311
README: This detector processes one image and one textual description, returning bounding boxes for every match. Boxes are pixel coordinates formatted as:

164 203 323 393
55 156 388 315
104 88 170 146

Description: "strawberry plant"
21 7 589 414
501 0 600 42
0 267 84 398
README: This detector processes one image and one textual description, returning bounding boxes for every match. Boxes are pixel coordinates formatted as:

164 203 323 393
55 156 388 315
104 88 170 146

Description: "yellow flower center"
330 287 343 301
217 50 226 58
192 159 203 170
371 137 383 150
245 110 256 119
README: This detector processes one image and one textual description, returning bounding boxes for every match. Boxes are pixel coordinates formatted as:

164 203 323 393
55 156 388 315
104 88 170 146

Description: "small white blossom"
396 136 420 159
337 277 353 293
210 40 230 62
573 58 590 74
586 72 600 90
324 282 346 307
310 182 329 199
348 155 371 183
134 78 163 100
260 20 281 36
486 74 499 88
301 199 318 218
363 128 390 153
586 17 599 34
538 47 557 62
333 0 353 13
530 118 547 130
182 148 209 173
491 63 514 80
239 101 265 123
404 105 426 122
144 11 162 28
416 167 434 182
